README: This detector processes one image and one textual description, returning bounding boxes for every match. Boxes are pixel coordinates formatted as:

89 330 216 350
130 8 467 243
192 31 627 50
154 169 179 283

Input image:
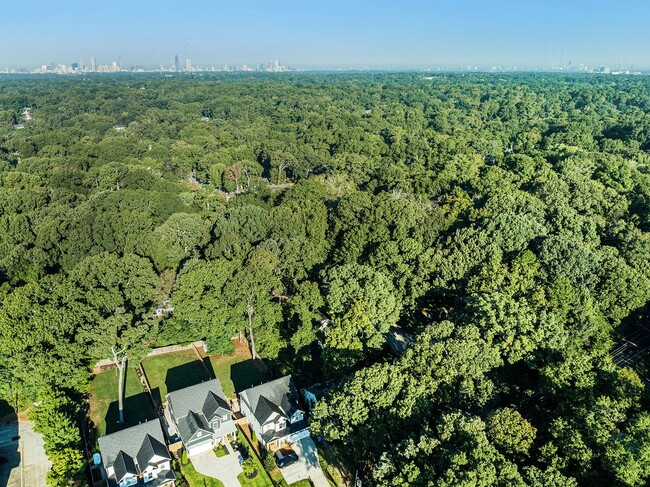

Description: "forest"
1 71 650 486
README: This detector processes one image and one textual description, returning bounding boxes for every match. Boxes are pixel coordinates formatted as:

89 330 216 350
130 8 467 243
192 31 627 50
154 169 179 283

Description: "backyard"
207 340 267 397
87 365 156 438
141 348 210 400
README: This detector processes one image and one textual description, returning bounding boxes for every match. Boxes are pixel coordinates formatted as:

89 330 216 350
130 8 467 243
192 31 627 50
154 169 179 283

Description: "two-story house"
97 419 175 487
166 379 237 457
239 375 309 449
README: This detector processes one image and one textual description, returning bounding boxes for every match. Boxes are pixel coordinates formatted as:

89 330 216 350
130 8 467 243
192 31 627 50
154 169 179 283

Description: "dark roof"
98 419 168 474
136 434 171 468
167 379 233 444
177 410 211 443
113 450 137 483
301 380 337 401
167 379 230 421
384 325 414 355
202 390 230 420
240 376 301 425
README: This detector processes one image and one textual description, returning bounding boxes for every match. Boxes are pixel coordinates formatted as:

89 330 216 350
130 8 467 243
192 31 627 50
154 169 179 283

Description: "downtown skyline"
3 0 650 70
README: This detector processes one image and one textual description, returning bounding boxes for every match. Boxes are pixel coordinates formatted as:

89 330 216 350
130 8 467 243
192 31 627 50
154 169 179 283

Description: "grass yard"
208 340 267 397
180 451 225 487
141 349 210 400
88 365 156 438
237 430 274 487
289 481 314 487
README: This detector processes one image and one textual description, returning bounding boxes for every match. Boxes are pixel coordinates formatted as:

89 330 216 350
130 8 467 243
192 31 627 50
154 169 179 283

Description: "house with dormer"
166 379 237 457
97 419 175 487
239 375 309 449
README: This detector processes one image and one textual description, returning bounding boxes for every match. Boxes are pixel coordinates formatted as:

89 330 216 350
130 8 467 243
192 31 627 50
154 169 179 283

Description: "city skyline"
3 0 650 70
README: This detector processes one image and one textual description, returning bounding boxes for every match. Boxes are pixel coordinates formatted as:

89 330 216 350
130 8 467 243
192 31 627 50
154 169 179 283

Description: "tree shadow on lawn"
104 387 160 435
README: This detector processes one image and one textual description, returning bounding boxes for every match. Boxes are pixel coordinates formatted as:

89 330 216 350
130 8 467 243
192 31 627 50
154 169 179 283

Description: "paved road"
0 421 50 487
280 437 329 487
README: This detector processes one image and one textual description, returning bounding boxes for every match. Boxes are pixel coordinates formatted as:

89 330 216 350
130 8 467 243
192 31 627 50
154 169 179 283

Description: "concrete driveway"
0 421 50 487
190 444 242 487
280 437 329 487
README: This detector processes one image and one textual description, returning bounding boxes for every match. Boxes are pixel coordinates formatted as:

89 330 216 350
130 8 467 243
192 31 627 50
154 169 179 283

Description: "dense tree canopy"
0 72 649 486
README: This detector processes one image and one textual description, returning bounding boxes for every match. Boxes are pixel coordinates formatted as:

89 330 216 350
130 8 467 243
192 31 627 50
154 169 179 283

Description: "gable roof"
202 390 231 420
136 433 171 468
167 379 230 421
113 450 137 482
167 379 233 444
98 419 168 474
239 375 301 424
177 410 212 443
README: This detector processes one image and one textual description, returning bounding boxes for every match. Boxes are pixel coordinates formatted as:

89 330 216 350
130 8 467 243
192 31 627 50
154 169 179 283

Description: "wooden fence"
92 341 207 374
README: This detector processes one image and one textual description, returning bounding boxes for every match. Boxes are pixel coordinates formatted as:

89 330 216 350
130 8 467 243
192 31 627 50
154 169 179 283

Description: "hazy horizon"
4 0 650 70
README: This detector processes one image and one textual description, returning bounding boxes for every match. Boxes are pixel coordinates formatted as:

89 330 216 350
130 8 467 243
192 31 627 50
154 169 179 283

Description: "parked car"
275 449 299 468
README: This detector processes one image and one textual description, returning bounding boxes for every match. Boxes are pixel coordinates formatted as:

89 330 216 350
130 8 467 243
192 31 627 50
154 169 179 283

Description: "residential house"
97 419 175 487
300 380 338 411
384 325 414 356
239 375 309 449
166 379 236 457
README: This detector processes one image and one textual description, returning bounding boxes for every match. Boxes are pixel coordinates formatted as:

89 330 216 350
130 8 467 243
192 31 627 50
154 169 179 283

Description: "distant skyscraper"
79 57 84 71
117 57 122 70
185 59 192 71
90 56 96 71
174 55 180 71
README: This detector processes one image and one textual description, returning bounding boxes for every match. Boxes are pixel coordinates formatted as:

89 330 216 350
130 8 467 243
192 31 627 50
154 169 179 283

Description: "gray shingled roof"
98 419 168 472
136 433 171 469
167 379 229 420
239 375 301 425
167 379 232 444
113 450 137 483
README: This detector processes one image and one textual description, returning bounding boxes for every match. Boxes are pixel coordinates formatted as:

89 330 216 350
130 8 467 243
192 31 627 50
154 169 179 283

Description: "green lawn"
237 430 274 487
88 365 156 438
141 349 210 400
208 352 266 398
289 481 313 487
180 451 225 487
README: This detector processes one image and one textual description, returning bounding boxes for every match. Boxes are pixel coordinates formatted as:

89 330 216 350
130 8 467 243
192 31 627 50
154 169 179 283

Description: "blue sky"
3 0 650 69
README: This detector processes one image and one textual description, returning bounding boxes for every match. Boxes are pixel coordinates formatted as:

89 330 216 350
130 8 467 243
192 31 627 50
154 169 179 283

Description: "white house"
97 419 175 487
239 375 309 449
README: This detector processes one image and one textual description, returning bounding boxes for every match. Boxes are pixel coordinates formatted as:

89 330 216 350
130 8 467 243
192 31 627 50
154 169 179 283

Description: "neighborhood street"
0 421 50 487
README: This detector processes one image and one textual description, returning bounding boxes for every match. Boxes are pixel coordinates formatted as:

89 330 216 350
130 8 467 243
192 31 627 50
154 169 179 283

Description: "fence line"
92 341 207 374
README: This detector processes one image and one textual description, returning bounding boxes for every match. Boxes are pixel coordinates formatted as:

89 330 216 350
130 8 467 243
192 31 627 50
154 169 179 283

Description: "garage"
186 437 213 457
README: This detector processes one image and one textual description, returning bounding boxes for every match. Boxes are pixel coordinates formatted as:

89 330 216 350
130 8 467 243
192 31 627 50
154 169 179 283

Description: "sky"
3 0 650 69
